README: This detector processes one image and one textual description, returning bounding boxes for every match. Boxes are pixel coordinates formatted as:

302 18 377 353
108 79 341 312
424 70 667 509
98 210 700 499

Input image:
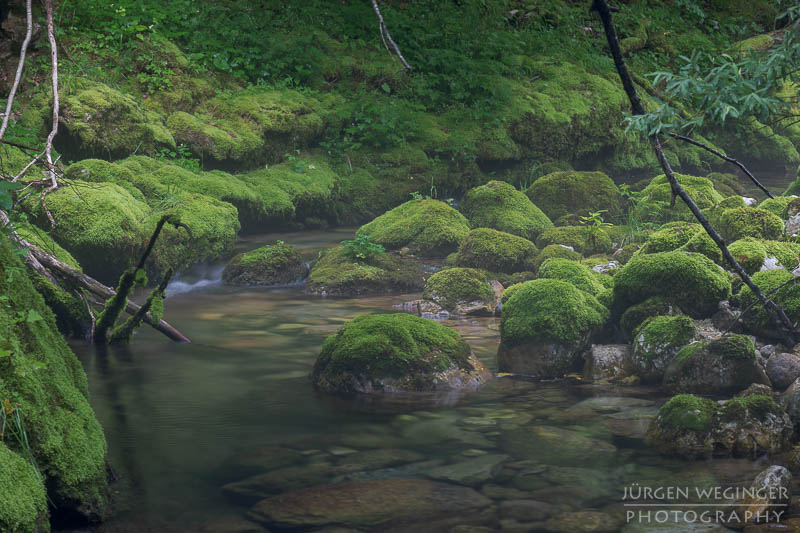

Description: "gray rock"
222 464 334 505
728 465 791 527
583 344 630 383
499 499 556 522
498 335 591 379
543 510 622 532
711 300 740 332
501 425 617 466
786 213 800 237
766 352 800 390
780 377 800 429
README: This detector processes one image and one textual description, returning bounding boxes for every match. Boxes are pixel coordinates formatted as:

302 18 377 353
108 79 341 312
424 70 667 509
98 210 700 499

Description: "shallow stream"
67 229 783 533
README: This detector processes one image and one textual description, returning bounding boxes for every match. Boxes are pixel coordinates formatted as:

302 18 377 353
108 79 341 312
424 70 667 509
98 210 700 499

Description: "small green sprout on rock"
341 234 385 261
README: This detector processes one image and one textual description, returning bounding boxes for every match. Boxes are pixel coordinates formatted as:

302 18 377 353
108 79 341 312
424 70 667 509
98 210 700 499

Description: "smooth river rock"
247 478 493 530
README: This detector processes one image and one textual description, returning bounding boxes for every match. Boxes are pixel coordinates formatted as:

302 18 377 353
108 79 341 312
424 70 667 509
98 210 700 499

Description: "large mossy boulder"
222 243 307 286
636 222 721 263
536 225 612 255
637 174 723 223
728 238 769 275
422 268 498 316
537 258 606 297
460 180 553 241
0 235 110 528
26 181 149 283
453 228 538 274
531 244 581 272
737 269 800 339
497 279 609 378
619 296 683 341
717 207 784 241
663 335 770 395
311 314 491 393
647 394 792 459
306 246 424 297
57 82 175 160
357 199 470 257
524 171 622 224
612 251 731 318
630 315 696 383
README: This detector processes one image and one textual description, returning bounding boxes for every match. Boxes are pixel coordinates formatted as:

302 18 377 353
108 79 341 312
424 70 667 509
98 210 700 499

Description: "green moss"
165 111 263 167
149 192 240 277
728 238 768 275
357 199 470 257
720 395 780 423
763 240 800 269
613 251 732 318
453 228 537 273
757 196 794 218
531 244 581 272
638 174 724 223
460 180 553 241
422 268 495 312
620 296 681 340
500 279 608 347
524 171 622 223
738 269 800 333
25 182 149 282
307 246 424 296
64 158 152 202
716 195 747 209
312 313 473 391
0 444 48 532
716 207 784 242
59 82 175 158
222 243 307 286
0 235 109 523
536 226 612 256
615 243 640 265
638 222 702 254
677 334 755 363
658 394 715 432
538 258 606 296
634 315 696 360
13 223 81 270
737 34 775 52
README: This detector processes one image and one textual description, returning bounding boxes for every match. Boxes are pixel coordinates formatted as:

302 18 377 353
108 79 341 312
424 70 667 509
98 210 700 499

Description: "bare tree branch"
668 133 774 200
43 0 59 194
0 0 32 142
592 0 797 346
371 0 411 71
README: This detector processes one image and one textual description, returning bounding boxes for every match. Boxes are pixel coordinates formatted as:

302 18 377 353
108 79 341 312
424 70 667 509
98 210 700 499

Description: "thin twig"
0 0 32 142
41 0 61 226
668 133 774 199
371 0 411 71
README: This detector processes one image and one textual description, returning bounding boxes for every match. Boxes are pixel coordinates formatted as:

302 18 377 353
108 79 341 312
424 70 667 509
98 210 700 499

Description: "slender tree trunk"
592 0 797 345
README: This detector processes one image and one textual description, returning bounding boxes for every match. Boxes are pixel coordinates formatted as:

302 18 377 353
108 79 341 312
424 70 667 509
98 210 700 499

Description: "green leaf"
381 83 391 93
25 310 44 324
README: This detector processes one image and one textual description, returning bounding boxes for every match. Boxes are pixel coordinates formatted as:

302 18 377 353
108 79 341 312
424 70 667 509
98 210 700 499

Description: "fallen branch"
592 0 797 346
1 209 190 342
371 0 411 71
41 0 60 225
668 133 774 200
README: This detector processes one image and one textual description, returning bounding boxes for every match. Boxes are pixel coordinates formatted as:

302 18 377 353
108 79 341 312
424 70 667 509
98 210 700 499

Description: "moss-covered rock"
758 196 794 219
537 258 606 297
531 244 581 272
460 180 552 241
422 268 497 315
717 207 784 242
638 174 724 223
0 235 110 526
638 222 701 255
497 279 609 377
166 111 263 168
728 238 768 275
536 226 612 256
26 182 149 283
453 228 537 274
706 172 746 198
647 394 792 459
222 243 308 286
57 82 175 159
311 314 491 393
763 240 800 270
306 246 425 297
612 251 731 318
630 315 696 383
663 335 769 395
524 171 622 224
357 199 470 257
619 296 683 341
738 269 800 338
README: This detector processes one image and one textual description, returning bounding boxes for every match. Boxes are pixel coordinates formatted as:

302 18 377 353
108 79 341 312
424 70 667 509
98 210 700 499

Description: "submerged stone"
247 478 492 530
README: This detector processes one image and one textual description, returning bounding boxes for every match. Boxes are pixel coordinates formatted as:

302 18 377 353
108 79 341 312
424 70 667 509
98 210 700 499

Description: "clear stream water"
64 228 789 533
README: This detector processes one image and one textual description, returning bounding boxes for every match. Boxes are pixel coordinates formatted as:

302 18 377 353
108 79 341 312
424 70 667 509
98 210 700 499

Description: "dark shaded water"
67 229 778 533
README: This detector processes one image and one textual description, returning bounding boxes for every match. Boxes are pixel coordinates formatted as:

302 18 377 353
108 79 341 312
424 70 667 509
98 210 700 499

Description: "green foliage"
341 234 385 261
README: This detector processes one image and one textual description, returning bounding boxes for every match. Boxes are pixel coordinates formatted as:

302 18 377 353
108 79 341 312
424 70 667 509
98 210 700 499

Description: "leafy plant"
284 150 307 174
579 210 613 235
155 144 200 171
341 233 385 261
